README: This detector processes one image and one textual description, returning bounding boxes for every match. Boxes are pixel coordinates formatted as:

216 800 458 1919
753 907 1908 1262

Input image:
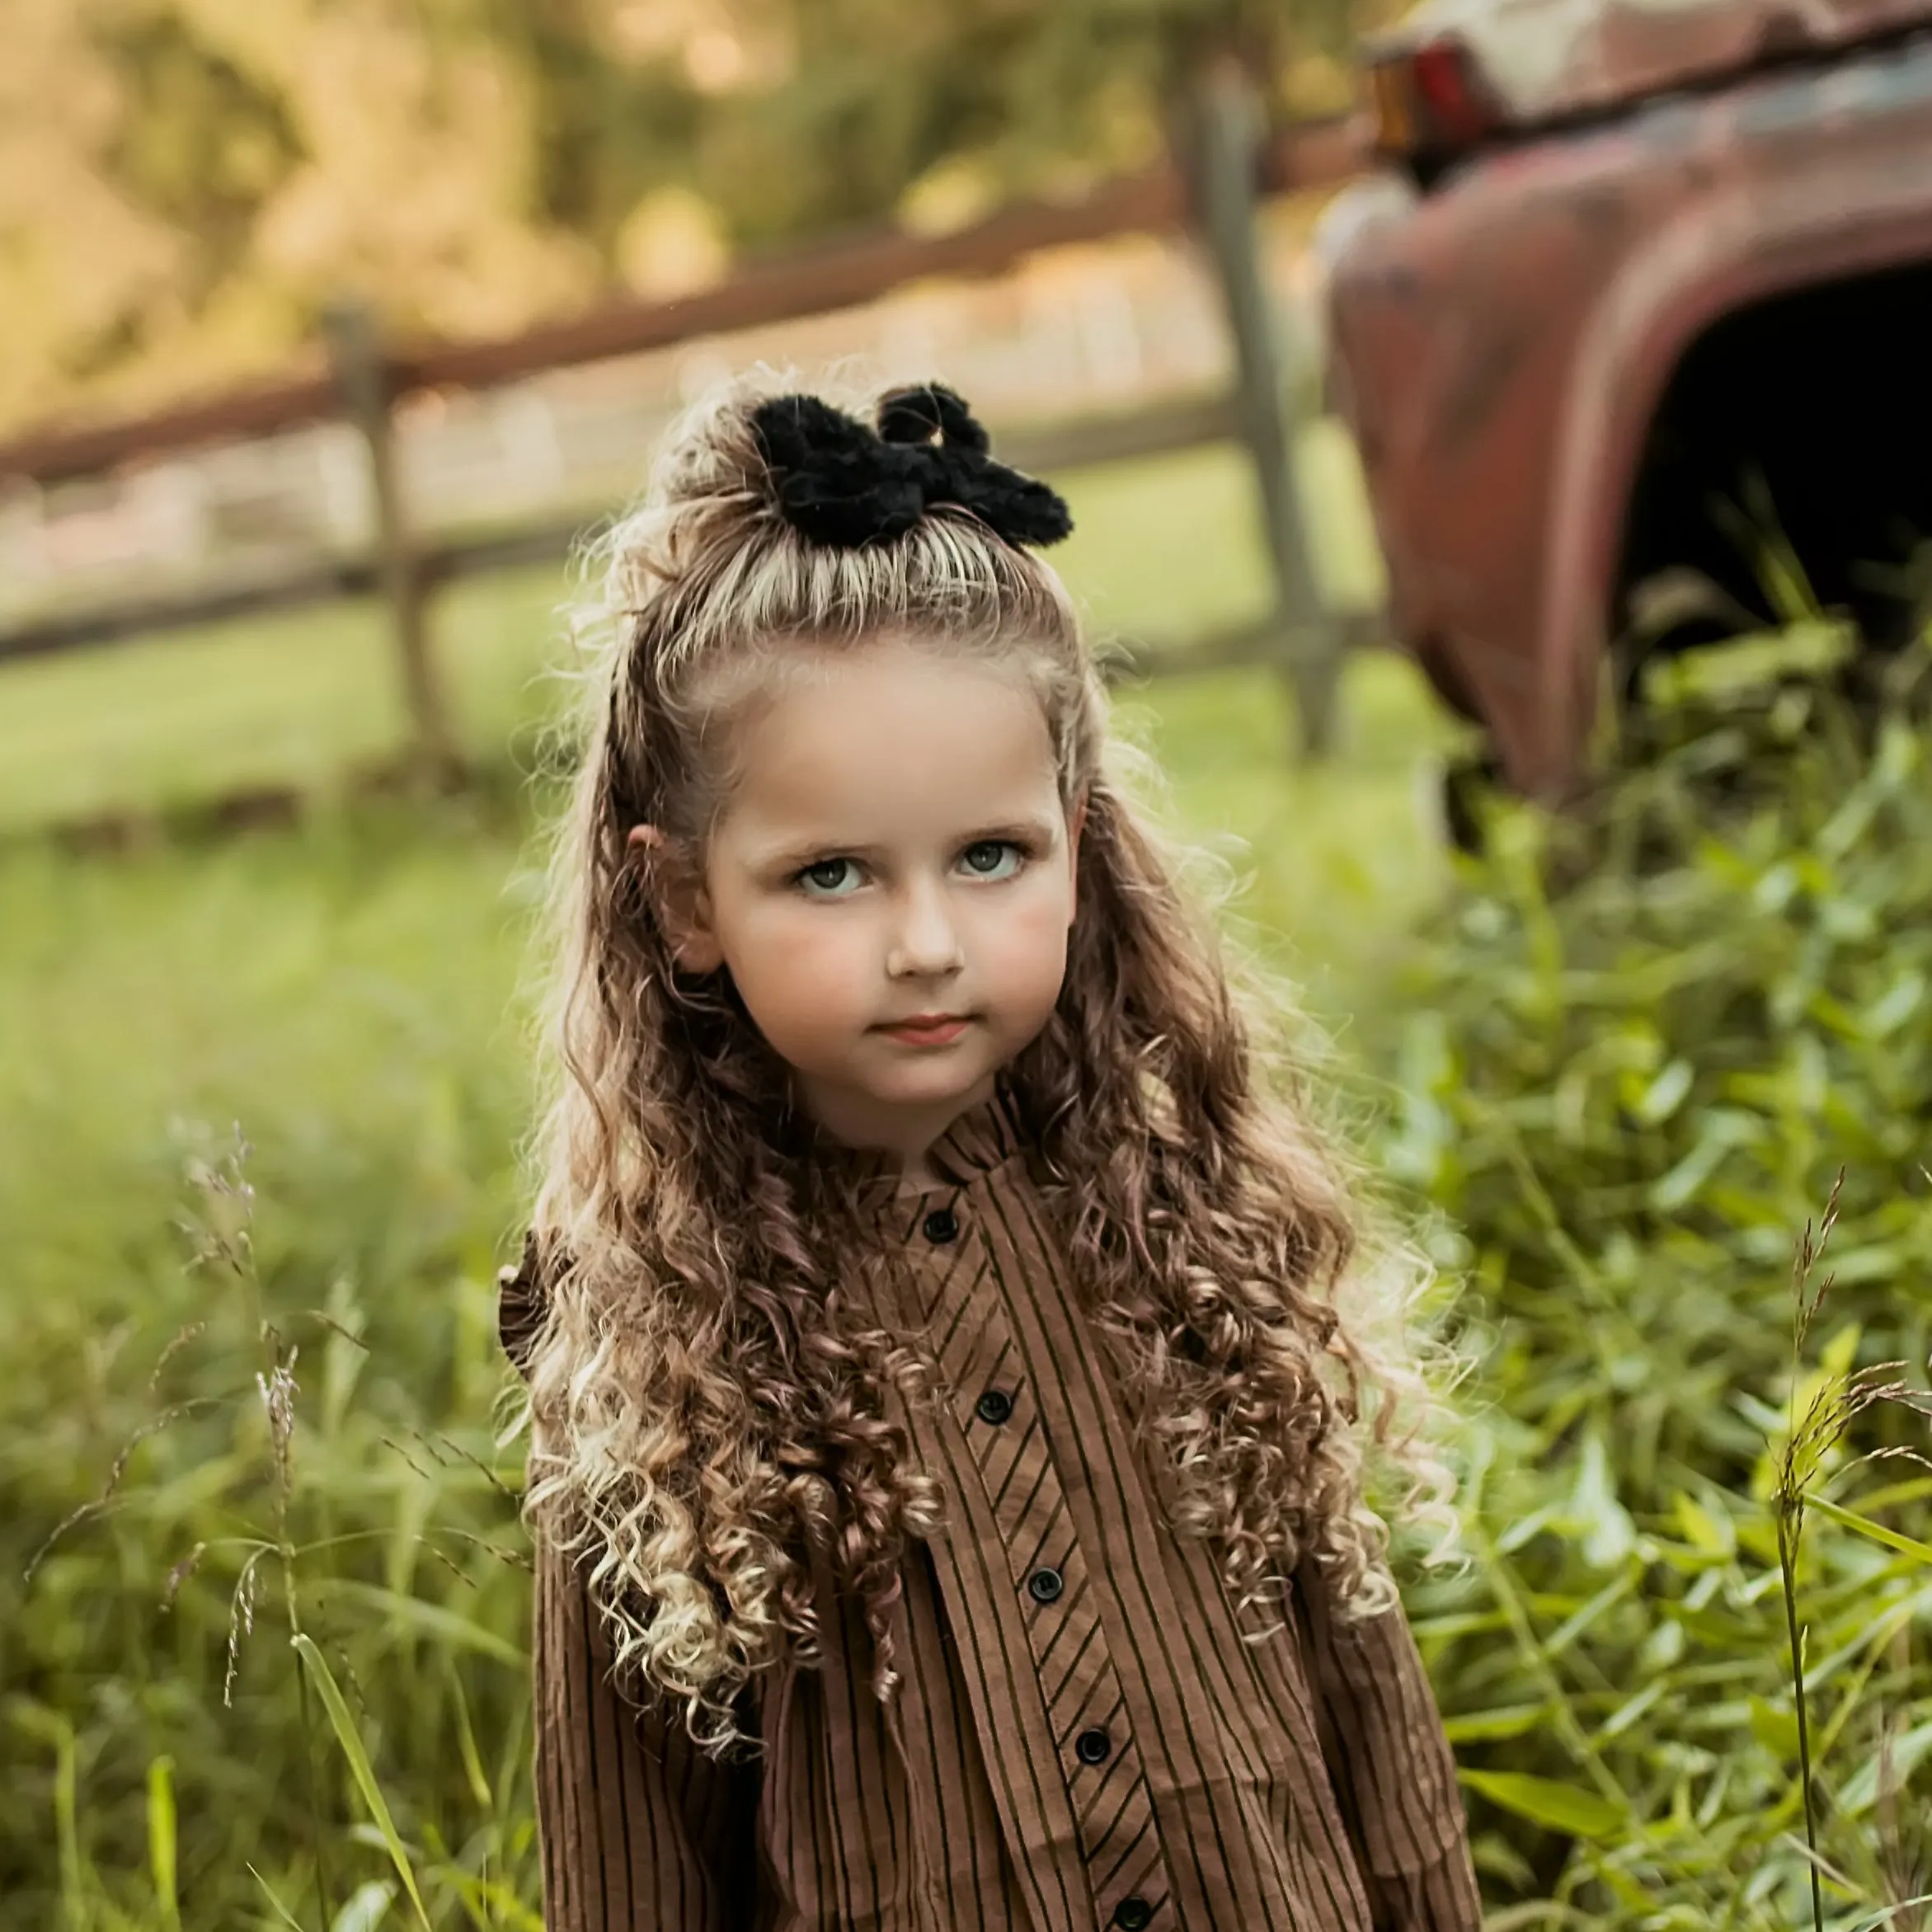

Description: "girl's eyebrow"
755 815 1062 872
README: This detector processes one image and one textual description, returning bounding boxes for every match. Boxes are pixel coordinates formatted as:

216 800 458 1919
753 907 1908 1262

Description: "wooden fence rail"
0 395 1243 666
0 91 1378 808
0 115 1366 491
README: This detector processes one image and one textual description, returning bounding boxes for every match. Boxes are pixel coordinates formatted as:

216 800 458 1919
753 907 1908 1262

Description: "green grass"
6 430 1930 1925
0 642 1447 1927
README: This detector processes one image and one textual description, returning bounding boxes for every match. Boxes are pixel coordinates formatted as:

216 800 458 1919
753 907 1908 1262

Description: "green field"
11 439 1921 1930
0 445 1460 1925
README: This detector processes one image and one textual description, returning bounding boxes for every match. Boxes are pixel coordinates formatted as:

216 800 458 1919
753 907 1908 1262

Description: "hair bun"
750 393 928 548
749 384 1071 552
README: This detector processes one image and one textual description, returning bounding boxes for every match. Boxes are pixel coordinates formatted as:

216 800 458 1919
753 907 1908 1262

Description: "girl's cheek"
759 907 874 990
999 879 1076 947
974 898 1071 989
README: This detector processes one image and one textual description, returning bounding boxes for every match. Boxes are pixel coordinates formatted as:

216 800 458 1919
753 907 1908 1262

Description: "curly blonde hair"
516 367 1457 1759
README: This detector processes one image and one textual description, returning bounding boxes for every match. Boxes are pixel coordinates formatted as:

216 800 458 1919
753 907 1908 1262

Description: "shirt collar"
807 1078 1029 1211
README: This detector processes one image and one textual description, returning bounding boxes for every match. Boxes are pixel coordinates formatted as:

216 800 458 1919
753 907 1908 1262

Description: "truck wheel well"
1613 257 1932 695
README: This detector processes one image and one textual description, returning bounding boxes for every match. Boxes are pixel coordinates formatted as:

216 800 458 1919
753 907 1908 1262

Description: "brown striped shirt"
501 1092 1481 1932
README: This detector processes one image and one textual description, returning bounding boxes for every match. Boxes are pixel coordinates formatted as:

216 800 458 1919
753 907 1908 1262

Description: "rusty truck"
1317 0 1932 801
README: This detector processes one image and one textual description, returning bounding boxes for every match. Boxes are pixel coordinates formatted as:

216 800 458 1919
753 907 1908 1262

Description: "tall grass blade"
16 1704 94 1932
248 1864 310 1931
291 1634 434 1932
444 1651 494 1814
9 1705 89 1932
56 1718 85 1932
1458 1770 1626 1839
425 1873 544 1932
1809 1496 1932 1567
147 1755 181 1932
1779 1508 1826 1932
1846 1893 1932 1931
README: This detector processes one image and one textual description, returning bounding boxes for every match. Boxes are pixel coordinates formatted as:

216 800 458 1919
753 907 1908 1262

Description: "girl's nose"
886 879 965 978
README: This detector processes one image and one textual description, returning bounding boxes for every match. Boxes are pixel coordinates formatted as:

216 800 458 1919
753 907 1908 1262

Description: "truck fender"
1535 165 1932 794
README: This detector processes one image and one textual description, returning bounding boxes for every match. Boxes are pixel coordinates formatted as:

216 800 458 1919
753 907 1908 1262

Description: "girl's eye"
797 858 861 897
960 840 1022 881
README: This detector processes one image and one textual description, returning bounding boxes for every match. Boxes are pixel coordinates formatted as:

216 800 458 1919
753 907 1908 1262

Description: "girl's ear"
626 824 725 972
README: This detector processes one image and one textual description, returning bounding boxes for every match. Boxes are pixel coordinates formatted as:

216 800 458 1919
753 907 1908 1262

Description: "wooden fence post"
322 298 458 785
1184 59 1342 758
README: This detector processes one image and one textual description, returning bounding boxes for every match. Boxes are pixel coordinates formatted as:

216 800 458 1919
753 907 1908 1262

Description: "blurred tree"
529 0 1372 248
102 13 302 303
0 0 1383 431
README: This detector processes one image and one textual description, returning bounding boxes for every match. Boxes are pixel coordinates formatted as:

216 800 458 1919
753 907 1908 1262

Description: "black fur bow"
750 384 1072 551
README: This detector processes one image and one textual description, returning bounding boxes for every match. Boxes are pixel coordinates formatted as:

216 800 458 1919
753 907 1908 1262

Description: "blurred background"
3 2 1929 1927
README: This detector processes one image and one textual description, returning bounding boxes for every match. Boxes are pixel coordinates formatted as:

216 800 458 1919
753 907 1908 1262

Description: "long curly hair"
516 367 1459 1759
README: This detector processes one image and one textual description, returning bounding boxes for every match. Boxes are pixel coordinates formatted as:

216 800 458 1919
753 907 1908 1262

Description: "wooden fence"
0 82 1374 794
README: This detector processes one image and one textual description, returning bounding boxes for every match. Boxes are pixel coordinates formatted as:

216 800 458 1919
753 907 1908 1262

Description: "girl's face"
639 636 1081 1162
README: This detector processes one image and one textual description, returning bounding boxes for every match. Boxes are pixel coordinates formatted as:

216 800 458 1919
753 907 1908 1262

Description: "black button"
1113 1900 1153 1930
974 1388 1013 1426
1074 1727 1111 1765
922 1207 958 1244
1026 1566 1063 1604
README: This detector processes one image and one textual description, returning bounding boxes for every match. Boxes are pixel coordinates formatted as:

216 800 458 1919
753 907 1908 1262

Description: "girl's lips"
878 1017 971 1046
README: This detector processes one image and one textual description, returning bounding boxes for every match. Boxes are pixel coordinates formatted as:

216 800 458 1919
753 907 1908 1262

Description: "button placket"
881 1183 1170 1930
911 1208 1166 1930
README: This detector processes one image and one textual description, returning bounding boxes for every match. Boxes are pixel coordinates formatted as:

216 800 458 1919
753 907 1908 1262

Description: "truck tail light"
1370 35 1502 160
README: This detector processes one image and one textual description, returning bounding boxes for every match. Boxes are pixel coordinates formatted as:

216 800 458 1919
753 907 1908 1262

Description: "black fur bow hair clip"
750 383 1073 551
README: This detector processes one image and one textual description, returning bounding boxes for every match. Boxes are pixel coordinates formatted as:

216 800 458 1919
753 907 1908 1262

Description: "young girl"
498 373 1478 1932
